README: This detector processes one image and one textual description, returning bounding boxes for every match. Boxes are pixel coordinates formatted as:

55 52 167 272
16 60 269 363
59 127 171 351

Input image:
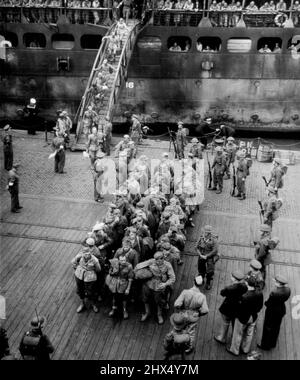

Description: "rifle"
258 200 264 224
262 176 270 187
231 164 236 196
206 151 212 189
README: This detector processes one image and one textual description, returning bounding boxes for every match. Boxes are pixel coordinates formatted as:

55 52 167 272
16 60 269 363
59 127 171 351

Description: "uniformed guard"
268 158 287 192
19 316 54 360
103 116 112 155
2 125 13 171
189 138 204 159
7 163 22 213
129 114 142 146
176 122 187 160
174 275 209 353
196 225 219 290
224 136 237 179
262 186 283 228
214 270 247 344
210 146 227 194
258 275 291 351
163 313 191 360
235 149 248 200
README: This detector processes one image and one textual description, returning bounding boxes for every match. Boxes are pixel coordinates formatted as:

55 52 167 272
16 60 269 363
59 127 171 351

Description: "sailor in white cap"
2 124 13 170
24 98 38 135
174 275 209 354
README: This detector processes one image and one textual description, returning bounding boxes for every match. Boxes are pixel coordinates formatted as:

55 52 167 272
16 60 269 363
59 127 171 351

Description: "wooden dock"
1 131 300 360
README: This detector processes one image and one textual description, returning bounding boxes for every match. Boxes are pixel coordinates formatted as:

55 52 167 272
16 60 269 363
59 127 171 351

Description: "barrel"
257 145 273 162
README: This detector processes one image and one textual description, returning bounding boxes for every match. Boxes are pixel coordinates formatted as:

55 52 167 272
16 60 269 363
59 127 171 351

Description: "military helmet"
31 316 46 328
215 146 222 153
191 138 198 143
204 225 213 233
260 224 271 232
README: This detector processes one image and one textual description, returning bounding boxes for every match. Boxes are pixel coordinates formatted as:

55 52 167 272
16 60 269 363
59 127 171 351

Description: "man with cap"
174 275 209 354
114 135 135 164
262 186 282 228
176 122 187 160
189 138 204 160
214 270 248 344
196 225 219 290
258 275 291 350
23 98 38 135
196 117 215 148
268 158 286 192
71 246 101 313
92 150 106 203
163 313 191 360
234 148 248 200
210 146 227 194
254 224 274 280
141 251 176 324
227 277 264 356
224 136 237 179
155 211 172 241
99 116 112 156
245 259 265 291
129 114 142 146
7 163 22 213
19 316 54 360
86 126 101 167
2 124 13 171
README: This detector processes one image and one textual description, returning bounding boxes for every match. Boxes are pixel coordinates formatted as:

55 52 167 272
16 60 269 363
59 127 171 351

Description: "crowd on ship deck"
0 1 143 24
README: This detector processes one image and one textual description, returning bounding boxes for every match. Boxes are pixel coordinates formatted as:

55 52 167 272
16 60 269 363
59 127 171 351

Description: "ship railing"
145 9 300 28
106 22 142 123
0 6 115 25
74 22 117 140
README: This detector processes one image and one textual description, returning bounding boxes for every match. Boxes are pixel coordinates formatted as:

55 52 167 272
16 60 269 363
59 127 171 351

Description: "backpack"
20 333 42 359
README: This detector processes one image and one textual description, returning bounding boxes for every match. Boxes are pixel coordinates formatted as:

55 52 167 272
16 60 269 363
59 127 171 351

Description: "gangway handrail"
74 22 117 140
106 22 142 122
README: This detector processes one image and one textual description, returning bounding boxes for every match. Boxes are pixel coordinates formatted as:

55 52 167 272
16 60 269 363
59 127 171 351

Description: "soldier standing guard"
19 316 54 360
23 98 38 135
262 186 283 228
268 158 287 193
2 125 13 171
129 114 142 146
258 275 291 351
196 225 219 290
176 122 187 160
224 136 237 179
189 138 204 159
235 149 248 200
52 135 66 174
7 163 22 213
210 146 227 194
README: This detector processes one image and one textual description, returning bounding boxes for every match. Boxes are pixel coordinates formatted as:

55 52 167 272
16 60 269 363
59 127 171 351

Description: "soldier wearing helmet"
262 186 282 228
268 157 286 192
176 122 187 160
224 136 237 179
196 225 219 290
210 146 227 194
235 149 248 200
253 224 275 280
19 316 54 360
189 137 204 159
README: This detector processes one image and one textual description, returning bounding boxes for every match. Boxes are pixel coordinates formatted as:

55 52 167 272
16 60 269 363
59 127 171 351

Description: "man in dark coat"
227 277 264 356
195 118 216 148
19 316 54 360
2 125 13 171
258 275 291 350
215 124 235 139
7 163 22 213
214 270 247 344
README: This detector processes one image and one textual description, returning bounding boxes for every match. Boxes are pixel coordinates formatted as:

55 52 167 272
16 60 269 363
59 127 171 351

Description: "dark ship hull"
114 12 300 132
